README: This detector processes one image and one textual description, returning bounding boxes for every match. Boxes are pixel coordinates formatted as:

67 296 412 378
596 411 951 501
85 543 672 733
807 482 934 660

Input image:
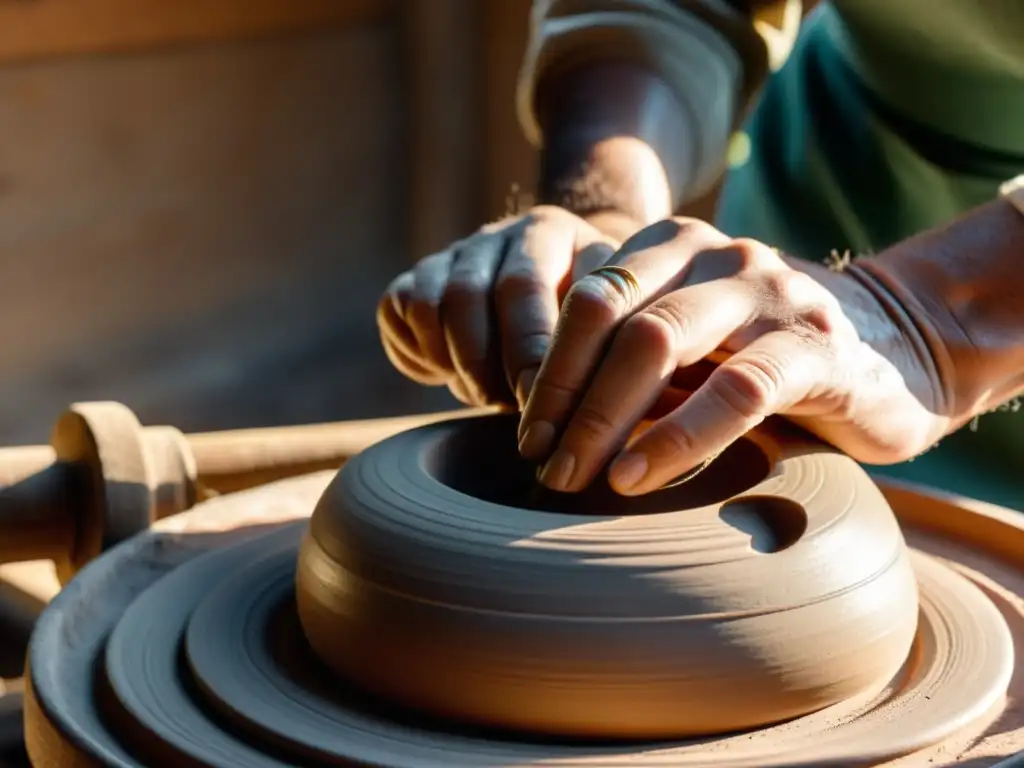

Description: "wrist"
853 198 1024 429
581 209 647 243
536 63 693 225
542 135 675 227
788 257 948 422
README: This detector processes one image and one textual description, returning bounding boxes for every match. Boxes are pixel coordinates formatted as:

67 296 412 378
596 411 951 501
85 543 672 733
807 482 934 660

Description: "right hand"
378 206 623 407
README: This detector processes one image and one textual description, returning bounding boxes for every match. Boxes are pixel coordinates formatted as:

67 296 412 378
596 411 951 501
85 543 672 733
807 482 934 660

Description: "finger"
539 279 758 492
403 251 456 373
447 376 478 406
380 331 449 384
608 328 834 495
519 219 730 460
495 221 613 412
440 234 509 404
378 276 450 383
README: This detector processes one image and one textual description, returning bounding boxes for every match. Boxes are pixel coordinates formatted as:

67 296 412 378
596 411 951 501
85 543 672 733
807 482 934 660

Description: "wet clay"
297 413 922 739
20 421 1024 767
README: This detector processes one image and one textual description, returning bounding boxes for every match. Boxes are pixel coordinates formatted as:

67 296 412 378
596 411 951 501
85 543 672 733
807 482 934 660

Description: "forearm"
851 197 1024 430
518 0 802 231
536 63 692 234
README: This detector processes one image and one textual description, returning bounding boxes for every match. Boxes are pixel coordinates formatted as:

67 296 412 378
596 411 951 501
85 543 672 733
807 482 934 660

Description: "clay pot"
295 413 919 740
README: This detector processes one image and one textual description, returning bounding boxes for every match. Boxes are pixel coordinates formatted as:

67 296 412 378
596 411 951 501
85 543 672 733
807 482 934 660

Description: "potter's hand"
377 207 621 407
518 218 946 496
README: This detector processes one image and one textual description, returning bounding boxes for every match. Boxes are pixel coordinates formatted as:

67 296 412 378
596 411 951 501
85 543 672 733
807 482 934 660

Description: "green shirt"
717 1 1024 509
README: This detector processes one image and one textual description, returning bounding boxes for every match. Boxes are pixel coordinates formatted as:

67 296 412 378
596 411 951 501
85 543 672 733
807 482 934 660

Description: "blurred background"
0 0 543 444
0 0 810 446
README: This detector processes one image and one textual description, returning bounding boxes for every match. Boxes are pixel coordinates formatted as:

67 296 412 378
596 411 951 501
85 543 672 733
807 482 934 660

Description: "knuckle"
562 277 630 326
620 217 714 254
641 300 692 339
654 421 700 457
731 237 779 271
622 306 683 361
668 216 722 242
417 250 453 275
568 404 620 442
495 266 546 303
405 253 451 319
758 269 799 303
532 377 580 402
443 270 492 308
507 329 551 362
797 303 838 337
714 358 784 417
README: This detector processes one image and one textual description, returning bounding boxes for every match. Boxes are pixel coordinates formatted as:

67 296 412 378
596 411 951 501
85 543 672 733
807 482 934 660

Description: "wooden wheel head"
295 413 919 740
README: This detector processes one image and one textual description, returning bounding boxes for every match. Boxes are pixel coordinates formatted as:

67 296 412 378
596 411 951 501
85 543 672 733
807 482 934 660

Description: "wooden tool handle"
0 406 490 494
0 402 493 571
0 463 77 563
185 406 491 495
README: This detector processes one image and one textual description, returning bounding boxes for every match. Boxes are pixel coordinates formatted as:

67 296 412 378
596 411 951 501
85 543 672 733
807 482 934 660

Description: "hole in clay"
718 496 807 553
425 414 771 516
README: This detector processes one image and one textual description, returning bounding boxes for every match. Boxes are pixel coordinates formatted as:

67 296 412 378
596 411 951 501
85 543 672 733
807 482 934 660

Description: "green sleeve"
716 3 1024 509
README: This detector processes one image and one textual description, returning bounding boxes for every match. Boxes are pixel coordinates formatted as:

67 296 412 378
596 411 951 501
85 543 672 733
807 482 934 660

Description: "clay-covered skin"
295 413 920 739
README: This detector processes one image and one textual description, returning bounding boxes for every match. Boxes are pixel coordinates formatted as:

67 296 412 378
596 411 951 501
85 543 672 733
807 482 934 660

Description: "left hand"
517 218 947 495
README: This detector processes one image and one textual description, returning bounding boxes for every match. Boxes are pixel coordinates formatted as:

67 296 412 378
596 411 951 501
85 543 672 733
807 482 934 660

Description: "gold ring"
587 264 643 303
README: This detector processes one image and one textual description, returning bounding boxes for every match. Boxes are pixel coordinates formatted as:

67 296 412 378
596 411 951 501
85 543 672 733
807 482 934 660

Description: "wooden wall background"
0 0 824 448
0 0 536 445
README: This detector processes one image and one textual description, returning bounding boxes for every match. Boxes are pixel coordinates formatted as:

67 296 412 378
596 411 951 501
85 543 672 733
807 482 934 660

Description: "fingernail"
515 368 538 410
609 452 648 494
518 420 555 460
539 448 576 491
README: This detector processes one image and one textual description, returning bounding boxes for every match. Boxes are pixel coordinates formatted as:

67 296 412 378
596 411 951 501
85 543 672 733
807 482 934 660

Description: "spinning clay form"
296 413 919 739
22 410 1021 767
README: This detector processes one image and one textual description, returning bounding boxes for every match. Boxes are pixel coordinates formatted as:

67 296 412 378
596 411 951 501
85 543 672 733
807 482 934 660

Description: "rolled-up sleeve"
517 0 801 195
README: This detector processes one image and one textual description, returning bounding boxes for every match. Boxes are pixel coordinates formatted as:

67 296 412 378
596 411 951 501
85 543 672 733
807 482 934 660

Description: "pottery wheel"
22 513 1021 767
23 426 1024 767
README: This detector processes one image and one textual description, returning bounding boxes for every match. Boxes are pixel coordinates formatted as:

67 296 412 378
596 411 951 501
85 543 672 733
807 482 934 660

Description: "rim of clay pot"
303 412 906 618
415 411 781 516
